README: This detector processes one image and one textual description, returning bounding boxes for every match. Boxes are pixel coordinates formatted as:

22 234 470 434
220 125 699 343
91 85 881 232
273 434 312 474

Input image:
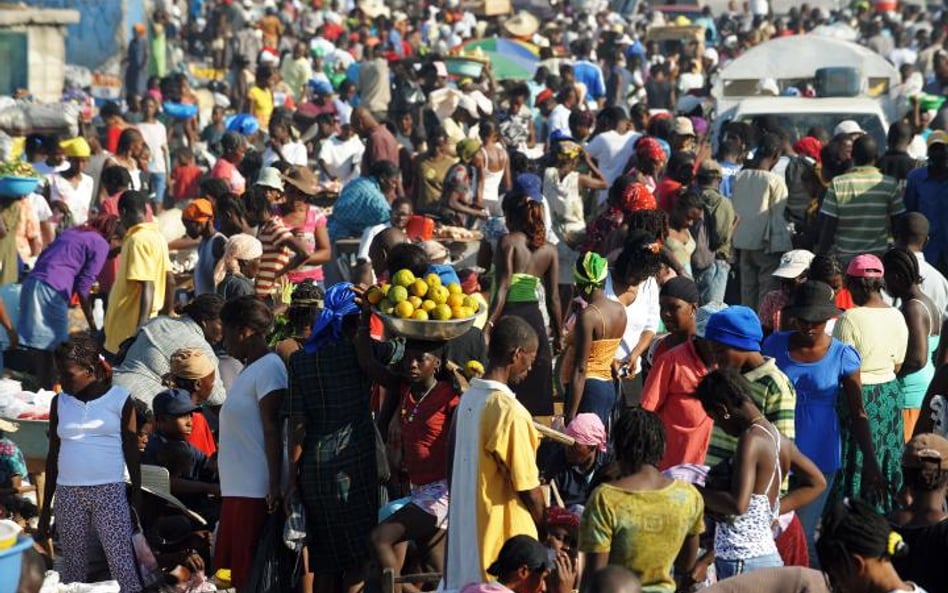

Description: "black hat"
783 280 840 323
486 535 555 577
153 388 199 417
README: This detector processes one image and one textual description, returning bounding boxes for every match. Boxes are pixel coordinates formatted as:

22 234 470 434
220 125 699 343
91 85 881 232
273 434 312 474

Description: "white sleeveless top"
480 145 506 210
57 385 130 486
714 423 783 560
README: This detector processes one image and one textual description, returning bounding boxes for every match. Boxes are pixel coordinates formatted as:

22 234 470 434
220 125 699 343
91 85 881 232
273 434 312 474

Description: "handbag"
130 510 163 589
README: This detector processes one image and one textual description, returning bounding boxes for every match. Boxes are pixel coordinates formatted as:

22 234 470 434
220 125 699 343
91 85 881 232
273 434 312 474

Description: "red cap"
535 88 554 107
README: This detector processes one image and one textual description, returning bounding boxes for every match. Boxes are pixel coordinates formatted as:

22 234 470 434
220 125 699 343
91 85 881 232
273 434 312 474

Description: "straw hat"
503 11 540 38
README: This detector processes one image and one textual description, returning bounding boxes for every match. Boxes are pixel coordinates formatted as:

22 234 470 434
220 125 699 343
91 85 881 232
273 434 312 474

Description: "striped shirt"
705 358 797 468
255 217 294 299
820 166 905 261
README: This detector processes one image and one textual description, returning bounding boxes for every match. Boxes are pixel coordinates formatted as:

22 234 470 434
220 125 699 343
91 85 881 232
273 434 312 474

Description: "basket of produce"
0 162 39 198
367 269 483 341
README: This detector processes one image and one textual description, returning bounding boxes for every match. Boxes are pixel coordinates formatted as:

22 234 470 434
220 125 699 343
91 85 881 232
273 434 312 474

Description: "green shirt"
820 165 905 261
704 358 797 468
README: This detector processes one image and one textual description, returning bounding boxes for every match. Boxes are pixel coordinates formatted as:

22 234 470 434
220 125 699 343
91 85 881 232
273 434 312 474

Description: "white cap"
703 47 719 66
772 249 815 279
834 120 865 136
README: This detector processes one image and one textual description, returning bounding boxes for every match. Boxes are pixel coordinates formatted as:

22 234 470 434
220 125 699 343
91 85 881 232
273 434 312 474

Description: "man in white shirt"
896 212 948 316
318 124 365 183
547 87 578 141
585 106 639 206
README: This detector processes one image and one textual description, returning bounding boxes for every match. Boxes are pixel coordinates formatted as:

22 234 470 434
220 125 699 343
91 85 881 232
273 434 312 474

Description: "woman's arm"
473 152 486 209
37 396 60 538
305 223 332 267
447 189 489 219
259 389 285 512
702 431 757 516
546 247 563 351
914 364 948 435
275 235 311 278
579 552 610 593
354 311 401 391
567 309 594 423
898 302 930 377
486 240 514 333
779 440 827 514
841 371 885 490
121 398 141 512
674 533 701 589
285 412 305 509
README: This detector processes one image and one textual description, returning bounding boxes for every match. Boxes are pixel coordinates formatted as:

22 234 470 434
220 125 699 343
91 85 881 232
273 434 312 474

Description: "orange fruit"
395 301 415 319
366 286 384 305
450 305 464 319
408 296 423 309
425 273 442 289
446 293 465 308
432 304 452 320
410 279 429 298
411 309 429 321
421 299 437 312
393 269 416 288
447 282 463 295
389 285 409 303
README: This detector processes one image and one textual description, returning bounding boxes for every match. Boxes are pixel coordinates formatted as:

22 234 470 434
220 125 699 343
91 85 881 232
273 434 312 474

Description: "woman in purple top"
761 280 879 568
18 214 119 387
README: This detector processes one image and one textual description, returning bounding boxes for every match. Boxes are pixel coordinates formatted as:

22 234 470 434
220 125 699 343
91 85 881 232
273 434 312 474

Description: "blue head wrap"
512 173 542 202
225 113 260 136
303 282 360 353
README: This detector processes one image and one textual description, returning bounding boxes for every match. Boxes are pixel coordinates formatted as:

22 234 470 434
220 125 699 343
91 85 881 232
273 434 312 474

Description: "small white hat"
457 95 479 119
255 167 285 192
834 120 865 136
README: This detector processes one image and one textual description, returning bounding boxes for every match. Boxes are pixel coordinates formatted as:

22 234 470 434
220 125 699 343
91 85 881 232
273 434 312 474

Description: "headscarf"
60 137 91 159
634 136 666 167
793 136 823 163
556 140 582 160
213 233 263 286
564 412 608 452
303 282 360 353
660 276 700 304
456 138 481 162
182 198 214 223
573 252 608 295
618 182 656 213
545 506 581 530
169 347 216 380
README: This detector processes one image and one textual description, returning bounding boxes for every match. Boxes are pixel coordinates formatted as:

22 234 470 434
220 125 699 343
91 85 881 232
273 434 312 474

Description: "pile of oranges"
366 269 479 321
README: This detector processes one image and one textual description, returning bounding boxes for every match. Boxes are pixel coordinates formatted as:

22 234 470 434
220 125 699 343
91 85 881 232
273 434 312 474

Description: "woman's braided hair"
53 332 112 384
817 498 909 592
612 407 665 475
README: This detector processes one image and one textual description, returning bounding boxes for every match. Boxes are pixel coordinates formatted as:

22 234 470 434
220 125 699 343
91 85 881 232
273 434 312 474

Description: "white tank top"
480 146 505 206
57 385 130 486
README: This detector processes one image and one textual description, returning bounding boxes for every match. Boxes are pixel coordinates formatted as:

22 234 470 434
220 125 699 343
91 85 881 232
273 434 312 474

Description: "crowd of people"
4 0 948 593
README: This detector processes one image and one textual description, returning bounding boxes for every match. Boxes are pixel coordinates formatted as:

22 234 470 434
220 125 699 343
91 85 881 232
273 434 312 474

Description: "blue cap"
309 80 334 95
703 305 763 352
153 388 199 417
225 113 260 136
548 129 575 143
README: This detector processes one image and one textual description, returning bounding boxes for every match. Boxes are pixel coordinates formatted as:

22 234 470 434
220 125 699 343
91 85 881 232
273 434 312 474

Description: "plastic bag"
245 513 300 593
130 511 163 589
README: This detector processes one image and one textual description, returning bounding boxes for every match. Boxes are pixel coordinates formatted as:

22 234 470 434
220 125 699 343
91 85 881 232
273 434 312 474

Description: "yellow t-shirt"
476 389 541 580
104 222 171 353
247 86 274 130
832 306 908 385
580 481 705 593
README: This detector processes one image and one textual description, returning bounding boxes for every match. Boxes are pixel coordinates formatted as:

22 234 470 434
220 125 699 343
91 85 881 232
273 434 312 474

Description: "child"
0 418 32 498
132 398 154 453
200 106 226 156
759 249 815 334
370 339 461 589
164 347 219 456
171 146 202 205
244 190 309 302
665 190 703 278
143 388 220 522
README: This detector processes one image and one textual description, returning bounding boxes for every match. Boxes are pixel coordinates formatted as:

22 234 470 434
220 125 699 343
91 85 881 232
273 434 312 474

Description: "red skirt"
776 513 809 568
214 497 269 589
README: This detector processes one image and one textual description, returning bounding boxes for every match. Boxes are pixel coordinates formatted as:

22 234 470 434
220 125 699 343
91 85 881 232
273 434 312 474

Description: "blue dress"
762 331 861 474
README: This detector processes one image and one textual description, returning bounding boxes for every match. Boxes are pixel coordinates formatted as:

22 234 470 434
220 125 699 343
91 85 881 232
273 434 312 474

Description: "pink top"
286 205 326 284
640 339 714 470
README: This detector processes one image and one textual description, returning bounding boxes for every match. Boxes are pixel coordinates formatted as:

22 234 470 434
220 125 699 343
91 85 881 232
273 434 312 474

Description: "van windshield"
735 113 886 147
